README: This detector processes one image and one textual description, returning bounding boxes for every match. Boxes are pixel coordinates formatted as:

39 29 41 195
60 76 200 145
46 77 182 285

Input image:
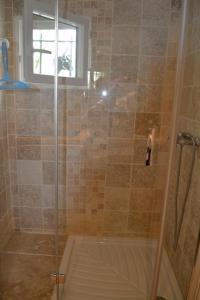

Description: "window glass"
32 12 77 78
23 0 90 86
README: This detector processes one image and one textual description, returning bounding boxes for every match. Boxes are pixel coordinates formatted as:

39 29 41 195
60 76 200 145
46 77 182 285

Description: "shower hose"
174 133 198 250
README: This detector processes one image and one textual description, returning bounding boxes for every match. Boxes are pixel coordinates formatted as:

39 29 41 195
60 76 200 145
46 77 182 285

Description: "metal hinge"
50 273 65 285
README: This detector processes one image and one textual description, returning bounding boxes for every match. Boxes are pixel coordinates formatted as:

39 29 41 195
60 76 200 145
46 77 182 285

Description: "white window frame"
23 0 90 87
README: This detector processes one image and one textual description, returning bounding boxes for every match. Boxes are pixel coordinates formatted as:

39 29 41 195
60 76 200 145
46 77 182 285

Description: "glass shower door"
55 0 176 299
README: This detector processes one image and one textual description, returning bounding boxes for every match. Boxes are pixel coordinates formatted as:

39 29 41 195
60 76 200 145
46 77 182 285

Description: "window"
23 0 90 86
32 12 77 78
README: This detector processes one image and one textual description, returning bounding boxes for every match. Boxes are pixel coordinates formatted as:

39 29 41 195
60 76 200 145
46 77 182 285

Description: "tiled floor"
0 232 67 300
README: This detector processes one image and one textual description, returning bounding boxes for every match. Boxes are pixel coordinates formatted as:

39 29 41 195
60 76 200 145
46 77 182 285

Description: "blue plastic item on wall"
0 40 31 90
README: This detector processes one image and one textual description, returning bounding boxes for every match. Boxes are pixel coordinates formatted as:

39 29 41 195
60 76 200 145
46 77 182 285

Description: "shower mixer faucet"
174 131 200 250
177 131 200 147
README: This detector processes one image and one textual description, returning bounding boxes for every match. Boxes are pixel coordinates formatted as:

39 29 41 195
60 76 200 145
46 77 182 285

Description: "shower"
0 0 200 299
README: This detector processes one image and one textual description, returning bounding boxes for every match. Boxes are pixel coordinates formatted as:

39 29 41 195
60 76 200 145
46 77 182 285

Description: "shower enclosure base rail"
52 236 182 300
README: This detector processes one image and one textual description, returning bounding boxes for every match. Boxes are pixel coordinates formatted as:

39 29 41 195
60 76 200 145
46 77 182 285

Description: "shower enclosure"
0 0 199 299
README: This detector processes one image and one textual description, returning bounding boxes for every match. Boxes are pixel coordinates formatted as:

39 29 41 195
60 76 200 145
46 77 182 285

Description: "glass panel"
55 1 181 300
0 0 58 299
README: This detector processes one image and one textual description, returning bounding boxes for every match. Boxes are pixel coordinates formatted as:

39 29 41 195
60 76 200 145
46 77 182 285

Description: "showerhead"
0 39 31 91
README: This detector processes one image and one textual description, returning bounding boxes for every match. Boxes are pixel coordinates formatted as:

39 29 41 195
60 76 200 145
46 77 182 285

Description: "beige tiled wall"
164 0 200 297
58 0 174 237
0 0 14 249
9 0 177 237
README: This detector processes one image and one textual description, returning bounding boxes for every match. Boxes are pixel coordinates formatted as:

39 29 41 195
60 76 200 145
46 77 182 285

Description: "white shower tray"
52 235 183 300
